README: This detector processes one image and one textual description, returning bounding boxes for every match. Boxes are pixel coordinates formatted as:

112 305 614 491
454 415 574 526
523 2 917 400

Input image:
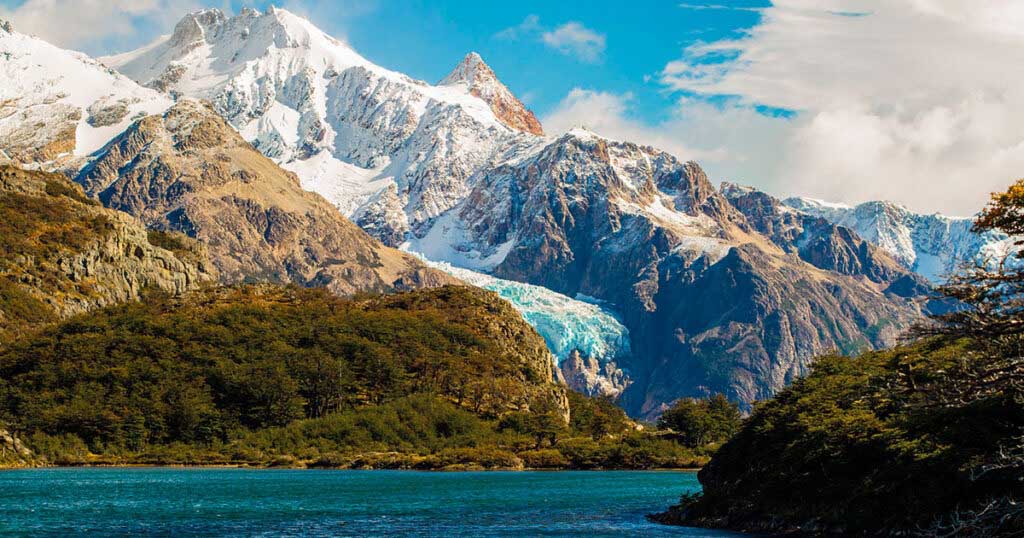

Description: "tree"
918 178 1024 343
658 394 742 448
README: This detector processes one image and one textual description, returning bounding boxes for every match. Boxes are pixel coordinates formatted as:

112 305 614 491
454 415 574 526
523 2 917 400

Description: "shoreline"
1 461 702 472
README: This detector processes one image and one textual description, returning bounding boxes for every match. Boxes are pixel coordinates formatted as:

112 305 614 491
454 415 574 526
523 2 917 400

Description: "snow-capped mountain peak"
439 52 544 135
0 21 171 169
105 7 536 237
781 194 1015 282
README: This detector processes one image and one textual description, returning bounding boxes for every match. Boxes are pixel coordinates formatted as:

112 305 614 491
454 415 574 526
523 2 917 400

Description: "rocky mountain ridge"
782 194 1014 282
102 7 540 240
74 99 452 296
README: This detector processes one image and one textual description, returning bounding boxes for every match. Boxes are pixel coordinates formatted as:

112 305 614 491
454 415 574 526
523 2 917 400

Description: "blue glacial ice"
414 257 631 366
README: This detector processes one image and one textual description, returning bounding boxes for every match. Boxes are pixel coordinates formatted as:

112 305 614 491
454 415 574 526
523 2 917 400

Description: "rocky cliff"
75 100 452 296
0 165 214 336
0 426 33 467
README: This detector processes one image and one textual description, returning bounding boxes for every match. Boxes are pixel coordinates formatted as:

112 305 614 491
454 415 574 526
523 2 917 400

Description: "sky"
1 0 1022 216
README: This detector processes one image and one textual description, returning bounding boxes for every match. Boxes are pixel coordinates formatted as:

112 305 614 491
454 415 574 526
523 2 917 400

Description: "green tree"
658 394 742 448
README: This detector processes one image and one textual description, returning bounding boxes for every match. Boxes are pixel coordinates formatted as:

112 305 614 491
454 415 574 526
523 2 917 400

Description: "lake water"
0 468 743 537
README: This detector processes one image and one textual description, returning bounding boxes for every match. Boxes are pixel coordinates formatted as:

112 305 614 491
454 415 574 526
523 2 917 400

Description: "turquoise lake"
0 468 743 537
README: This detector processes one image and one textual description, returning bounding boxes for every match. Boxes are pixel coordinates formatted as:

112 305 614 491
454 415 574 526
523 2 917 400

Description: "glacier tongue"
408 252 632 396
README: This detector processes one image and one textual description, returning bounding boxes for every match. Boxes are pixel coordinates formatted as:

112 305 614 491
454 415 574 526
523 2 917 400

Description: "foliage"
657 394 742 448
659 340 1023 534
659 176 1024 534
0 284 705 470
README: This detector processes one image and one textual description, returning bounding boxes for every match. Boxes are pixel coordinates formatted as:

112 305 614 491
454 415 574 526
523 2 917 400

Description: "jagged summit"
439 51 488 85
0 19 12 33
105 8 537 237
440 51 544 135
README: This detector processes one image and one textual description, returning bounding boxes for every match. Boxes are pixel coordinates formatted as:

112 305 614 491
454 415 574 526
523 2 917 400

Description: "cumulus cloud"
665 0 1024 215
549 0 1024 215
0 0 208 54
541 22 606 63
496 15 606 63
542 88 790 181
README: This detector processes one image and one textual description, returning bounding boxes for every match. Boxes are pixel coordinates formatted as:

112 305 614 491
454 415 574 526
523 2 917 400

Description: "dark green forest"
655 177 1024 536
0 285 713 469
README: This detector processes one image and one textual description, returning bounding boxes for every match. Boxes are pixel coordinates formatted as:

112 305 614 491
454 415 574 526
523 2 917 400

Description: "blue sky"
3 0 1024 215
261 0 768 122
0 0 767 123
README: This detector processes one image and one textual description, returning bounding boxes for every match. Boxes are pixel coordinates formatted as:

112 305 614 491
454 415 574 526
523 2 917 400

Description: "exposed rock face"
0 165 214 335
353 184 409 247
74 100 452 296
559 351 631 398
0 24 170 169
722 183 915 285
435 132 927 416
439 52 544 135
0 426 33 467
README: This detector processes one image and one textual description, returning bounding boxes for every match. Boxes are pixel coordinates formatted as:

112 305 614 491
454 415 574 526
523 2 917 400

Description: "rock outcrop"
0 426 33 467
75 100 452 296
0 165 214 336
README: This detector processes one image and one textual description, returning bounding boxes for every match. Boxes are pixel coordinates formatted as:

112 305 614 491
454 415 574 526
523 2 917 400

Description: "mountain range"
0 8 1008 416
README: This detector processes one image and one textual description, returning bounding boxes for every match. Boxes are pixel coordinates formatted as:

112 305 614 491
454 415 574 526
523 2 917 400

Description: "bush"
519 449 568 469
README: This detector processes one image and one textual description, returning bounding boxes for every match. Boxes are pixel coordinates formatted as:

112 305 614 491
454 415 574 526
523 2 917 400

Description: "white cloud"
496 15 606 63
542 88 788 170
541 22 606 63
0 0 208 54
494 14 540 41
651 0 1024 215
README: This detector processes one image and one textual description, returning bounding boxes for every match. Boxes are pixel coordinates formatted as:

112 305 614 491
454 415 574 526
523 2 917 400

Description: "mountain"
104 8 934 415
101 7 540 241
74 99 451 296
439 52 544 136
720 183 927 288
0 165 214 337
435 131 927 415
0 21 171 170
782 194 1013 282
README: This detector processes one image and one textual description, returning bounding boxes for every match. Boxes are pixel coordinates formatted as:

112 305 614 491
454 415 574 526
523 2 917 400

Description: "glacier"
408 253 632 369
